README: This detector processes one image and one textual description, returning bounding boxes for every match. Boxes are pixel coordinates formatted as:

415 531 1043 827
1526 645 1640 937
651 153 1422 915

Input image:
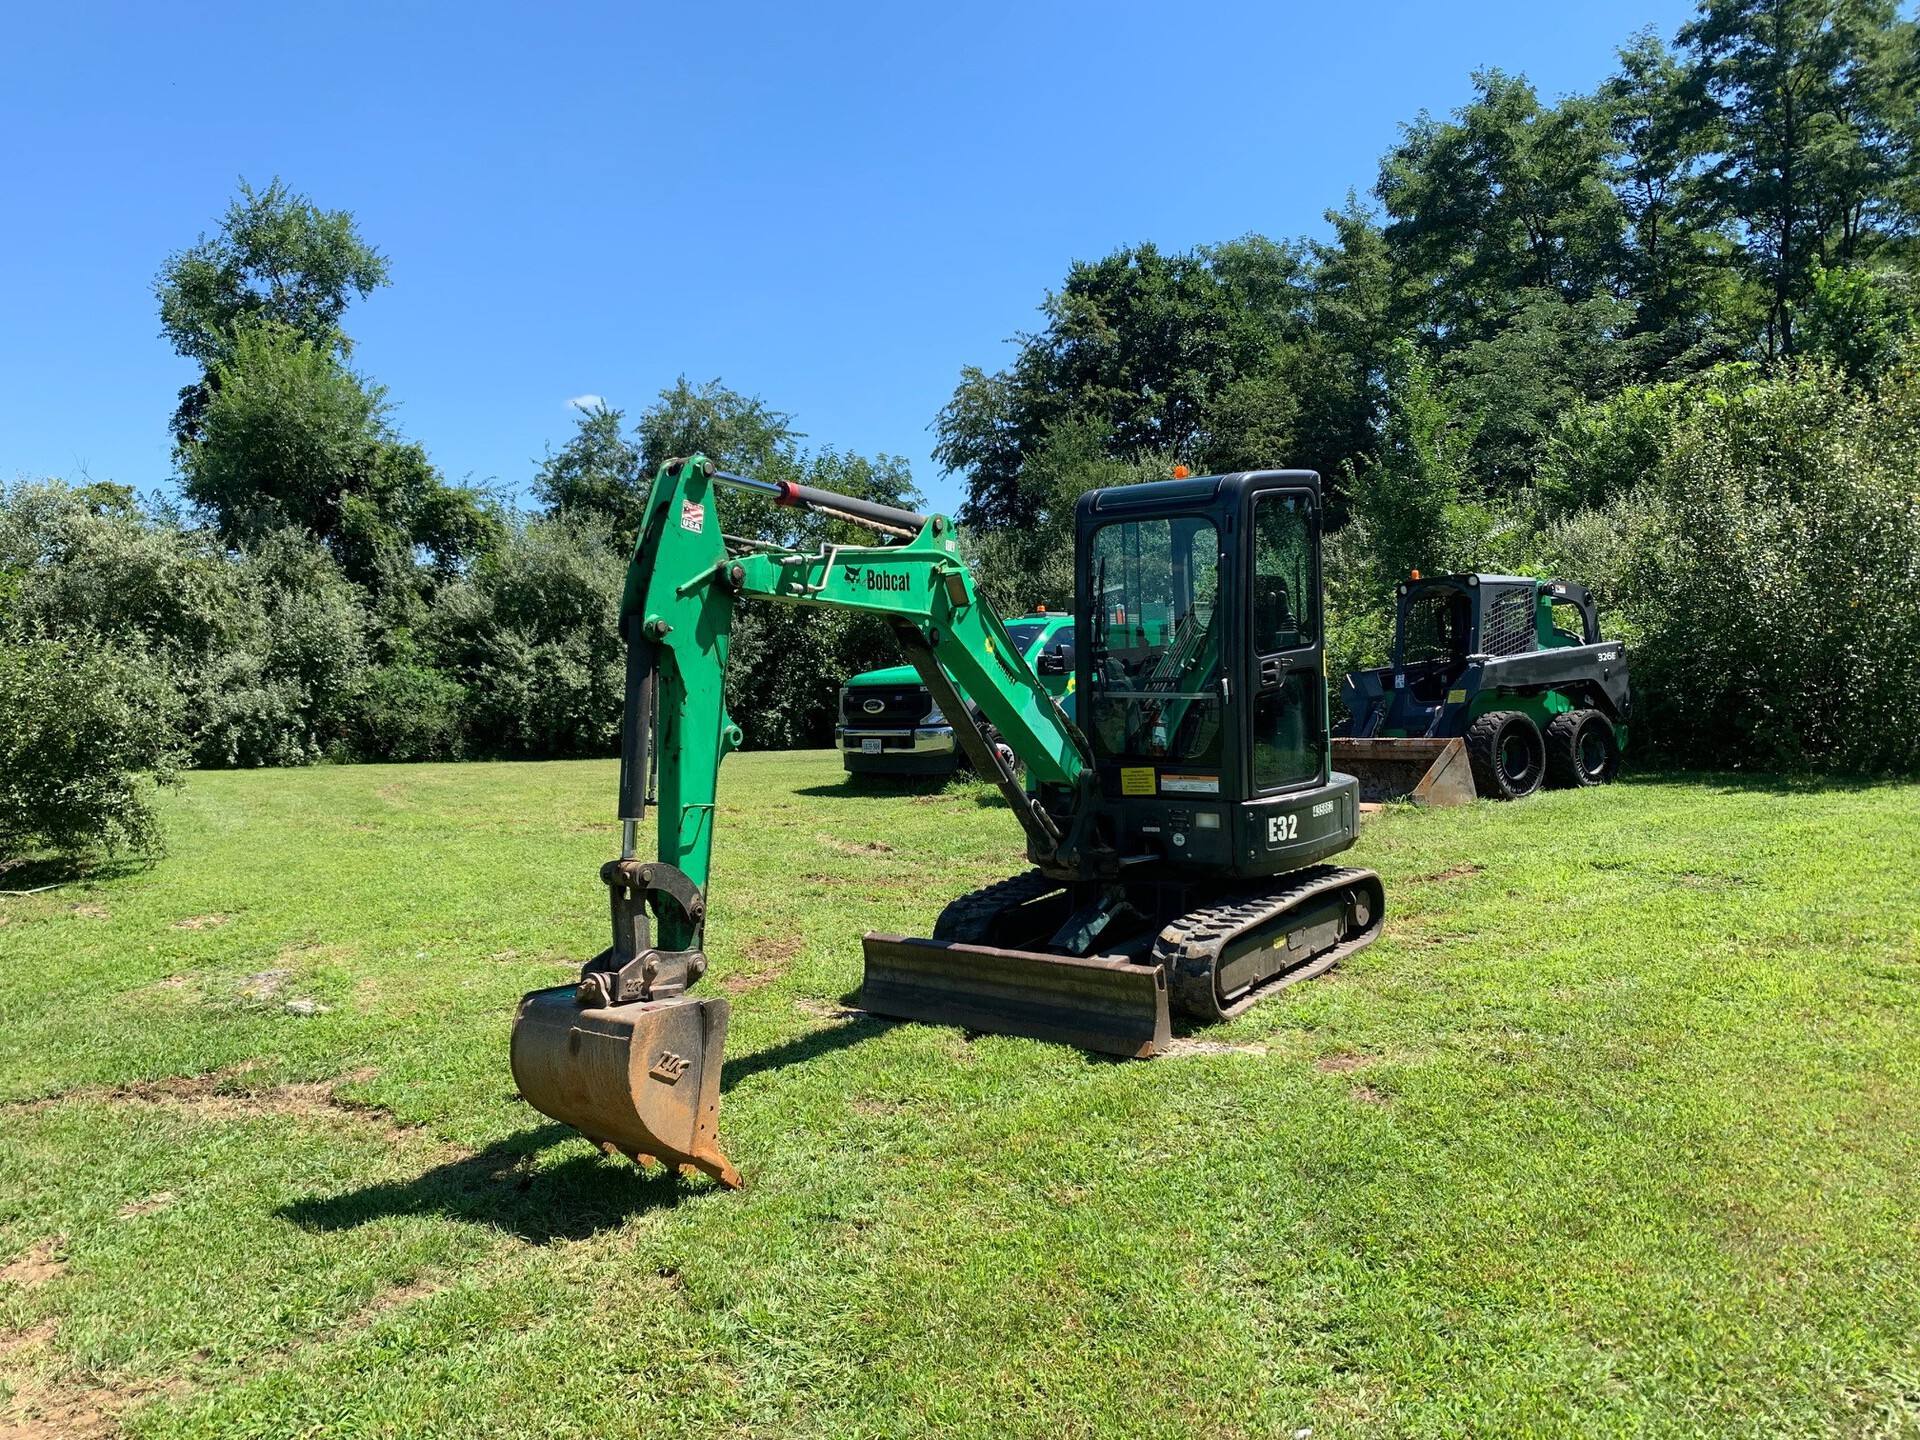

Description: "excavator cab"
1048 471 1357 882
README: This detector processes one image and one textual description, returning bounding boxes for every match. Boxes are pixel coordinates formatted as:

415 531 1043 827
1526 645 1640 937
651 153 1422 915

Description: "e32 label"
1266 813 1299 845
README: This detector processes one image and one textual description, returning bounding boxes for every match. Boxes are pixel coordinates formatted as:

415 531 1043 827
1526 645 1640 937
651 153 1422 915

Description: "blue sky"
3 0 1700 517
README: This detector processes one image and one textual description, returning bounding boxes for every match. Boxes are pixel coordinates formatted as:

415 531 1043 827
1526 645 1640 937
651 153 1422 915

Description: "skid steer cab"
1334 573 1631 803
510 455 1384 1188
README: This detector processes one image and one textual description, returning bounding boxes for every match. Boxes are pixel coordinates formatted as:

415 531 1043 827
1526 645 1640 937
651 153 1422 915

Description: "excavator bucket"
1332 737 1478 807
510 985 741 1187
860 934 1172 1057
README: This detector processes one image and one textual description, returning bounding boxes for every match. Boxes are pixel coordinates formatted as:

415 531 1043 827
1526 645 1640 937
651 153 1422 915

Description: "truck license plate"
861 738 882 754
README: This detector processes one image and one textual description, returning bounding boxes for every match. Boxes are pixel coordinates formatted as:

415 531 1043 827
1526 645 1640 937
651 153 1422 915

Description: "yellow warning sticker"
1120 767 1154 796
1446 688 1467 704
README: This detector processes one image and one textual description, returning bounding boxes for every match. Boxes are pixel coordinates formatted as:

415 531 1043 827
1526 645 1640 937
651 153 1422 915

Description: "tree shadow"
278 1123 696 1244
791 774 954 799
1617 768 1893 798
0 853 151 893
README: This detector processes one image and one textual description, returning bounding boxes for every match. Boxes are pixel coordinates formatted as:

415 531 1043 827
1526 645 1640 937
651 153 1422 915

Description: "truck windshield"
1086 515 1222 767
1003 622 1046 655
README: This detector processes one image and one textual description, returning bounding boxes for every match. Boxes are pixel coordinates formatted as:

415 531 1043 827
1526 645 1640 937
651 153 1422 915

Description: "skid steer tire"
1545 709 1620 788
1466 710 1546 800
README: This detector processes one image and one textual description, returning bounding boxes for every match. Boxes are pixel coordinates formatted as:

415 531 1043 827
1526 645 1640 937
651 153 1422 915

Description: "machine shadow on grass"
280 1021 892 1242
792 775 1008 808
278 1123 696 1244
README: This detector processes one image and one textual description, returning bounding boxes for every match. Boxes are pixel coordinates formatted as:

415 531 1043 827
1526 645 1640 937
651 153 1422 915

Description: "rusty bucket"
510 985 740 1187
1331 737 1478 807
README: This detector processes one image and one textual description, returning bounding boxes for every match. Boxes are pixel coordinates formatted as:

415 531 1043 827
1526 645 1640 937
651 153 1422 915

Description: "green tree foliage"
1680 0 1920 356
156 177 391 443
1618 363 1920 772
0 636 182 862
531 404 646 541
935 240 1319 529
162 183 495 590
521 380 920 749
425 515 626 758
1801 260 1919 381
178 323 497 586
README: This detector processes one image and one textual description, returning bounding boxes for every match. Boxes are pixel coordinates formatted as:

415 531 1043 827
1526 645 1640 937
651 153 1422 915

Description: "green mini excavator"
509 456 1385 1185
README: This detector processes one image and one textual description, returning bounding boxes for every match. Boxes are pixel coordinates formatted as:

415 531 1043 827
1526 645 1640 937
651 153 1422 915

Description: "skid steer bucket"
510 985 741 1187
860 934 1172 1057
1332 737 1477 807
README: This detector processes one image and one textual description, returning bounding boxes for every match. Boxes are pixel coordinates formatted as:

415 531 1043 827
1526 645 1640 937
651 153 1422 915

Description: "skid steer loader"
509 457 1386 1186
1333 573 1631 804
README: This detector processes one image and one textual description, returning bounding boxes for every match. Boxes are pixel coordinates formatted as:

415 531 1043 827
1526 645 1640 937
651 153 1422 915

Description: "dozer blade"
1332 737 1477 807
510 985 741 1187
860 934 1171 1058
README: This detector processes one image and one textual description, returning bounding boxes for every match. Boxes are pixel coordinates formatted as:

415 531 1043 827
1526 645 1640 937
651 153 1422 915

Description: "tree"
1379 71 1628 346
1801 260 1918 382
531 404 646 541
157 178 390 445
1680 0 1920 356
1602 31 1749 369
177 323 497 587
936 242 1310 530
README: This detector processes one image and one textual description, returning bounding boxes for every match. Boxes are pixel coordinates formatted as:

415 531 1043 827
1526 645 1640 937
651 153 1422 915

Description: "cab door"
1244 486 1326 795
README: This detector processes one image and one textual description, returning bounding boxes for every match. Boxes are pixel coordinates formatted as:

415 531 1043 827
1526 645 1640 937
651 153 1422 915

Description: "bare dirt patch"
1161 1039 1269 1058
1314 1052 1374 1074
1350 1084 1391 1105
170 914 229 931
1405 863 1485 884
117 1192 176 1220
721 935 803 994
3 1066 423 1146
816 836 897 857
0 1362 191 1440
237 969 291 1000
69 905 110 920
794 997 864 1021
0 1242 65 1289
0 1321 57 1359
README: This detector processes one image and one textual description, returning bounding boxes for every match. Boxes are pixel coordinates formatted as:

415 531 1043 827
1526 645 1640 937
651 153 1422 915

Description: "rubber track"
930 870 1067 944
1157 864 1385 1023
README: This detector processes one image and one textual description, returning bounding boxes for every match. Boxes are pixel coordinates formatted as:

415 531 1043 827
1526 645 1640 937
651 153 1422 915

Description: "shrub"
0 635 182 861
1619 365 1920 773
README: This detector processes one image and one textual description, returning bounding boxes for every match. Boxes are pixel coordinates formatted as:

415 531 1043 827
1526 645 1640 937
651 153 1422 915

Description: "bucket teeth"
509 986 740 1188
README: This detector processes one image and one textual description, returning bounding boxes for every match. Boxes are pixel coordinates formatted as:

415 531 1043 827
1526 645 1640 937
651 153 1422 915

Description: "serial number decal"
1267 813 1300 844
1161 774 1220 795
1311 801 1334 818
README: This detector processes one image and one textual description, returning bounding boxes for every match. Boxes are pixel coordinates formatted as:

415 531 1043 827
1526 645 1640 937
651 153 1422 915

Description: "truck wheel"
1465 711 1545 800
1545 709 1620 788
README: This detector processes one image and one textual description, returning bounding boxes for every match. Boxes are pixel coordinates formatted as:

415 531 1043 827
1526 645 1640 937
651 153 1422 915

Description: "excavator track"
1159 865 1385 1023
930 870 1066 944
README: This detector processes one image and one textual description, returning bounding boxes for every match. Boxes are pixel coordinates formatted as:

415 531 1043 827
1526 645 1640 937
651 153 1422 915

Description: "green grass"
2 752 1918 1438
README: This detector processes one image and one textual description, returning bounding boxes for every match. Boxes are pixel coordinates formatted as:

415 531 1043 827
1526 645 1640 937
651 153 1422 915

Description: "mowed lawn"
2 753 1918 1439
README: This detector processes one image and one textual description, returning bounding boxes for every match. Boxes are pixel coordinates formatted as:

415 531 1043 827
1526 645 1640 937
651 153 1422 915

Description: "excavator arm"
616 455 1089 910
510 455 1095 1185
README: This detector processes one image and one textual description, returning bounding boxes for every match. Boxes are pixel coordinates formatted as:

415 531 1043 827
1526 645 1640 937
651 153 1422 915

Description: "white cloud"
565 393 606 412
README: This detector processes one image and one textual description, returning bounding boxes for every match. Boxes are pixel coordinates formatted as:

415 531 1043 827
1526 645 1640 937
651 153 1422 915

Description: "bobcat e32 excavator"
509 456 1386 1186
